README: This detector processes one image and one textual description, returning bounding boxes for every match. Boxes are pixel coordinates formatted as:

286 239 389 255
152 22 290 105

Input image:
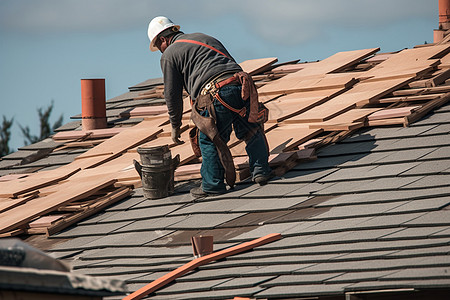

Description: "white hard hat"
148 16 180 52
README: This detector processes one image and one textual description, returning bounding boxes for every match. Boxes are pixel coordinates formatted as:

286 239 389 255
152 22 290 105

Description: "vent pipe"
81 79 107 131
439 0 450 30
435 0 450 43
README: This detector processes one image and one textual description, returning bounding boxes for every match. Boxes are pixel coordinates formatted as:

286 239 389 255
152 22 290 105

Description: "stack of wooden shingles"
1 44 450 237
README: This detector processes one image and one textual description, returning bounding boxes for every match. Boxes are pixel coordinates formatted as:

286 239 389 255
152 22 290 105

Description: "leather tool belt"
197 72 239 109
191 95 236 188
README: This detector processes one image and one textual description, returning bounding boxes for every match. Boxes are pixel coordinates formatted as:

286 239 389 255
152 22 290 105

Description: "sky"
0 0 438 151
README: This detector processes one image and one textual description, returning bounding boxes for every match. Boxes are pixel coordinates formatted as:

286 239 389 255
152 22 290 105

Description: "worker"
147 16 272 199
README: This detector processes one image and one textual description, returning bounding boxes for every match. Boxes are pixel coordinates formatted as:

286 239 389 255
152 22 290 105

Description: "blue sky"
0 0 438 151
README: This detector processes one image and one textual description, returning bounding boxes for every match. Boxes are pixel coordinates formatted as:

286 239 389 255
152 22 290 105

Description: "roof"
1 41 450 299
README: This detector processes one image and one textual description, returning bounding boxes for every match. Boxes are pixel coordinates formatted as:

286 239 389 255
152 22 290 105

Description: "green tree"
19 101 64 146
0 116 14 157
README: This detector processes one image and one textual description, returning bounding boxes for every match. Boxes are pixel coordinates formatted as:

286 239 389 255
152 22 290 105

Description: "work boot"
253 172 274 186
190 187 224 199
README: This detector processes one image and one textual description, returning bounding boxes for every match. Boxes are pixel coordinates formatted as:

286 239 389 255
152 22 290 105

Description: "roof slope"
1 43 450 299
46 102 450 299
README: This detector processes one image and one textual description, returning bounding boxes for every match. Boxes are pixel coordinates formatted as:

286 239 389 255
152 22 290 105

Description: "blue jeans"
199 85 271 193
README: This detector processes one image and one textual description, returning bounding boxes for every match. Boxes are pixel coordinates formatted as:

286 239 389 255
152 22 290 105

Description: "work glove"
171 126 183 144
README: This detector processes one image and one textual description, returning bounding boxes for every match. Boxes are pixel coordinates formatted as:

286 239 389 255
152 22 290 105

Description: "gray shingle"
317 165 377 182
53 221 132 238
97 204 184 223
213 276 275 290
401 174 450 189
231 197 310 212
389 135 450 150
418 123 450 135
420 145 450 160
167 199 245 215
404 210 450 226
411 110 450 125
380 226 450 239
338 152 391 167
176 266 260 282
279 168 339 183
18 138 60 150
352 213 425 228
241 182 313 198
165 213 246 229
293 154 361 170
255 283 348 298
385 196 450 213
260 273 344 287
372 148 435 164
309 202 406 220
400 159 450 176
81 245 193 260
152 286 263 300
232 221 319 240
80 230 173 248
381 267 450 280
155 278 230 295
112 216 188 232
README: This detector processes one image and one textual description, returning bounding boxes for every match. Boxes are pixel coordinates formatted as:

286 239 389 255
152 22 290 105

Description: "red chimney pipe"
439 0 450 30
81 79 107 131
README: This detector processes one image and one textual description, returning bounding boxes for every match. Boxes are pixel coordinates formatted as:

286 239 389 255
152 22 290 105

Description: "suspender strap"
174 39 231 59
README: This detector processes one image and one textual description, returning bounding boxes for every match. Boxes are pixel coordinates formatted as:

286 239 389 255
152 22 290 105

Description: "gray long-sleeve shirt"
160 32 242 129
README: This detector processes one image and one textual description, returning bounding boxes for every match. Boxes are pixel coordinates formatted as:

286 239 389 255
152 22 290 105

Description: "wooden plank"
0 168 80 198
75 118 164 161
367 118 406 127
28 215 65 228
257 73 357 96
286 77 414 123
0 229 24 238
0 174 29 182
291 48 379 76
361 64 436 82
0 192 39 213
406 92 450 125
239 57 278 75
174 164 202 181
0 174 117 234
360 45 450 81
265 124 323 153
392 85 450 96
271 63 306 74
265 88 344 123
407 67 450 88
308 108 383 131
0 198 29 213
119 105 168 118
175 163 201 176
374 94 442 104
52 131 88 141
46 186 132 236
52 127 128 141
370 44 450 68
122 233 282 300
367 106 420 121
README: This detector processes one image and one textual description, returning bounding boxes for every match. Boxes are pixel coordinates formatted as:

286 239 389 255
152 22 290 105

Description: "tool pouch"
189 126 201 157
191 94 236 188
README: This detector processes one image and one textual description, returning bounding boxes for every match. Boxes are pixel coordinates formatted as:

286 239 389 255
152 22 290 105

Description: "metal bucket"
136 145 178 200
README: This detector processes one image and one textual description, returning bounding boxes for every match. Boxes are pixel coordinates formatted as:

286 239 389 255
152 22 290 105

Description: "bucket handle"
133 159 142 179
133 154 180 179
